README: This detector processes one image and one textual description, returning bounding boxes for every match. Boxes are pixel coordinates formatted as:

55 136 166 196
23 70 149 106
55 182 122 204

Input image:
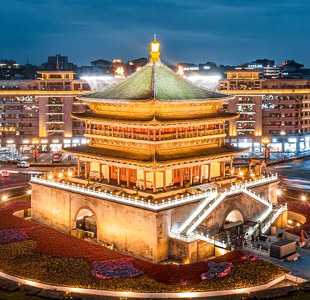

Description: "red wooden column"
199 165 203 183
163 170 166 191
190 167 193 185
208 164 211 182
180 168 184 187
117 167 120 185
143 171 147 190
77 158 81 177
85 161 90 179
153 171 156 193
126 168 130 187
99 163 102 181
230 158 233 173
220 161 225 179
107 165 110 183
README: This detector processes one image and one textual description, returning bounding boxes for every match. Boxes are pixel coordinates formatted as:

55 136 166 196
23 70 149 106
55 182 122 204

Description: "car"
16 161 30 168
0 170 9 177
52 153 62 163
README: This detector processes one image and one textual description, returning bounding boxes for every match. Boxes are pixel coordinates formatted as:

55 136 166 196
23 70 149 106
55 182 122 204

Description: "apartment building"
0 71 91 153
220 71 310 154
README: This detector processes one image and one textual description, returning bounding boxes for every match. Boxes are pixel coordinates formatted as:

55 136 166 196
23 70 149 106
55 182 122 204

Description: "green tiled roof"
82 62 228 101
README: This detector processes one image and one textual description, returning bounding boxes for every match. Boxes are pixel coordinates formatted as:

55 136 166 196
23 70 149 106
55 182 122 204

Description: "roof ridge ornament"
150 35 160 62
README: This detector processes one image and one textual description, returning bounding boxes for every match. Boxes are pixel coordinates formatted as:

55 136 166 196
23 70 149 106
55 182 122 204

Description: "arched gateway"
75 207 98 238
31 37 287 264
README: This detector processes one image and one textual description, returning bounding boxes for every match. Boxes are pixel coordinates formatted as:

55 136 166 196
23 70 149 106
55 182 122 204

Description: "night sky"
2 0 310 66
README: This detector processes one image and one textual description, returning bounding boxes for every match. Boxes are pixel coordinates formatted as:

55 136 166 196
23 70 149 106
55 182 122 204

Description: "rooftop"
81 61 228 101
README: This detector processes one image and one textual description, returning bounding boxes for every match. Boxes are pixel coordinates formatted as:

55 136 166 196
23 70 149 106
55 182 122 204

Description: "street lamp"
261 137 270 162
32 138 39 164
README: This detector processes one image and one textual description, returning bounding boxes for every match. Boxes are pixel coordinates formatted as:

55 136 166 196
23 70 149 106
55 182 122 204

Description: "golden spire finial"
150 34 160 62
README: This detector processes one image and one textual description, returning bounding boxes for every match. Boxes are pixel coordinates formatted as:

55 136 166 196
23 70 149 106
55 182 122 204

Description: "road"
267 158 310 191
0 172 30 189
24 152 77 163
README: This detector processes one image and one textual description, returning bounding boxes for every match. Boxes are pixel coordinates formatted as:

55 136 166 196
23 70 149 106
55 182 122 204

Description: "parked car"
0 170 9 177
17 161 30 168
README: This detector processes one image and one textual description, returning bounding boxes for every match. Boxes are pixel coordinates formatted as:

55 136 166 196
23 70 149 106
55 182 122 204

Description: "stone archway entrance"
76 208 97 238
224 210 244 229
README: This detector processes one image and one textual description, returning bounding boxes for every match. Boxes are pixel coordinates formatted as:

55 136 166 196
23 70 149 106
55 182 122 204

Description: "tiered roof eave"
71 111 240 125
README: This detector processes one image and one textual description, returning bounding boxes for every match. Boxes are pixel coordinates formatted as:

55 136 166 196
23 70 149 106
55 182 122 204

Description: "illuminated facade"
31 39 287 263
0 71 90 152
220 72 310 154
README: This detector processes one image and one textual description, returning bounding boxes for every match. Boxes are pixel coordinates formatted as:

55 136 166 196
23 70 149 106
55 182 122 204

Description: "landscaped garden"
0 199 287 293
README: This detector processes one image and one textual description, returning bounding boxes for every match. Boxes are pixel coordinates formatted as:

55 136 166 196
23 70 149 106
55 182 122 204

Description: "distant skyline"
2 0 310 67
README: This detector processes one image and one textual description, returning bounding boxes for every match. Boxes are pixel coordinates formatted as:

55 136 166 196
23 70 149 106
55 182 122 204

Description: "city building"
39 54 77 71
0 59 37 80
220 70 310 154
0 70 91 152
31 38 287 263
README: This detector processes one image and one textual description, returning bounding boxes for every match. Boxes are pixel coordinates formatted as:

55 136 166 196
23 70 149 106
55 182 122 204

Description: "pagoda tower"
66 37 242 195
31 38 286 262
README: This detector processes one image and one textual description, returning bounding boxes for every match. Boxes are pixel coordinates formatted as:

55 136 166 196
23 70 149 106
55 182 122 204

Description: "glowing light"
27 190 32 195
58 173 63 179
297 223 300 227
151 43 159 52
276 190 281 196
150 34 160 62
250 173 255 177
136 66 142 72
48 175 53 180
301 195 307 201
261 137 270 146
1 195 8 201
80 75 114 81
32 138 39 145
239 171 244 176
288 219 293 224
280 131 286 135
176 65 185 78
68 171 73 177
114 67 124 79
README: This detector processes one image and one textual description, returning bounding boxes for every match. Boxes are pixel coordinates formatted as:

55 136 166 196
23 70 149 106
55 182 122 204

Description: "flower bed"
0 227 33 244
92 258 143 279
201 262 233 280
0 200 288 292
1 201 30 212
241 253 262 262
